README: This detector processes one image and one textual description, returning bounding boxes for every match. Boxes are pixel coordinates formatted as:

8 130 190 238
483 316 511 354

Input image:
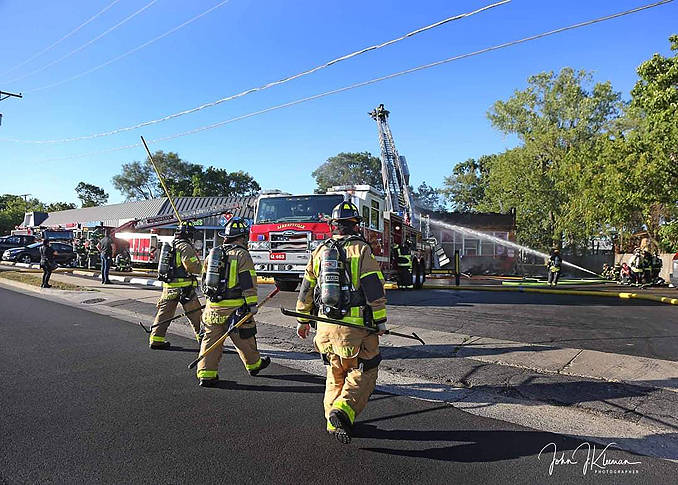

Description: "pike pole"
280 307 426 345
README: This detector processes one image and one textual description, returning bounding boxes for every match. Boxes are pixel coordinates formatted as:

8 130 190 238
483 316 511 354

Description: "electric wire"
3 0 510 144
20 0 673 164
0 0 121 79
3 0 161 85
24 0 233 94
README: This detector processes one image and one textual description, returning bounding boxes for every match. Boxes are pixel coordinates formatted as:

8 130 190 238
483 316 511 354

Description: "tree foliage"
411 182 445 211
0 195 75 235
441 156 492 212
112 151 260 200
312 152 383 193
75 182 109 207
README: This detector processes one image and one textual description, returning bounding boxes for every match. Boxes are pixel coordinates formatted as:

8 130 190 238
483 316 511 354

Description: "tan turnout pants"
150 286 202 344
316 331 380 430
196 307 263 379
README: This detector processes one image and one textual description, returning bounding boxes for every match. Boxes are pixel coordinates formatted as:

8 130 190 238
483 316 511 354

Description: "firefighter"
393 239 413 289
149 222 203 349
296 201 387 444
115 247 132 272
629 248 644 286
546 249 562 286
651 252 663 284
642 250 653 285
196 217 270 387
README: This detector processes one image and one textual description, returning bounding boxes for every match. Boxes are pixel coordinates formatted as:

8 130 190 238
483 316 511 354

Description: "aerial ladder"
369 104 450 269
369 104 415 225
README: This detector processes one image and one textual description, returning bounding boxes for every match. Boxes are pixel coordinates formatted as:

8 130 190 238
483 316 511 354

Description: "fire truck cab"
249 185 432 291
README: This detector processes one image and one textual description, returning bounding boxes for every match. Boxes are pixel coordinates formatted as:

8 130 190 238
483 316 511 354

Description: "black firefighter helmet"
175 221 196 240
219 216 249 240
330 201 362 225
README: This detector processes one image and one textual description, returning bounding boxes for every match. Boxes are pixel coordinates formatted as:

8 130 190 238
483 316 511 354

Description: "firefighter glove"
297 323 310 339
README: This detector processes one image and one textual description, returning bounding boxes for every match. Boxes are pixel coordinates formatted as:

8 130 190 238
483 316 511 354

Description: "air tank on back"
320 244 341 314
157 242 173 282
204 246 224 298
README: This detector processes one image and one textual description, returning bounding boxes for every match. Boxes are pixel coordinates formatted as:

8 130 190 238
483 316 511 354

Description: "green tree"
0 194 45 235
441 156 493 212
312 152 383 192
192 168 261 197
411 181 445 211
112 160 160 200
626 35 678 250
45 202 78 212
75 182 109 207
485 67 622 250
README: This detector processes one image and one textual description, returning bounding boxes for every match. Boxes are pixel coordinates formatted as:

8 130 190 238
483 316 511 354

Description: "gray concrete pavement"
2 285 677 485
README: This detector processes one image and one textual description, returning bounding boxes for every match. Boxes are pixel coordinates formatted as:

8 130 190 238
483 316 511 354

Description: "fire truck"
249 104 447 291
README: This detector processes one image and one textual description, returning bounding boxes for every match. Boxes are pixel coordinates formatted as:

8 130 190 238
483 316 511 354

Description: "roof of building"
39 198 169 228
34 196 256 230
157 196 256 228
420 208 516 231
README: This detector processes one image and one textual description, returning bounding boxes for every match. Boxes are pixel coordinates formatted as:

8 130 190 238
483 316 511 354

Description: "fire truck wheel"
274 279 299 292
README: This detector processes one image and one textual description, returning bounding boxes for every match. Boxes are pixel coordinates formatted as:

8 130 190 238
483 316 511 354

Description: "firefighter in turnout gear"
196 217 270 387
393 239 414 289
296 201 387 444
546 249 562 286
149 222 203 349
629 248 644 286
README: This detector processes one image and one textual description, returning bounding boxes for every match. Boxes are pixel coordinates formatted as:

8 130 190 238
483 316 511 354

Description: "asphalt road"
269 286 678 361
1 286 676 484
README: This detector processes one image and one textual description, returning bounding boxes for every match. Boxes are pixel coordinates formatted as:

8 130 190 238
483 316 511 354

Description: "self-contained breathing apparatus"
314 236 370 325
157 239 193 283
202 244 247 303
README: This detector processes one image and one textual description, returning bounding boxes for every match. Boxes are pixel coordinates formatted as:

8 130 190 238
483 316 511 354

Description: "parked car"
2 242 77 266
0 235 37 252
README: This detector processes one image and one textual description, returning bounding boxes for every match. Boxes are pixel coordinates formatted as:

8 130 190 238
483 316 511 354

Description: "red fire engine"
249 105 447 291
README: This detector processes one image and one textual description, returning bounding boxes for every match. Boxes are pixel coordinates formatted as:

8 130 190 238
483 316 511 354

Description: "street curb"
416 283 678 306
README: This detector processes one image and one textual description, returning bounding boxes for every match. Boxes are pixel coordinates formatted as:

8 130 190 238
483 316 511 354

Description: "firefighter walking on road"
546 249 562 286
393 240 413 289
196 217 270 387
296 201 387 444
150 222 203 349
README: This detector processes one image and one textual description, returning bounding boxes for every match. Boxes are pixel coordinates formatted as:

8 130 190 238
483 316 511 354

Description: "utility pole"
0 90 22 127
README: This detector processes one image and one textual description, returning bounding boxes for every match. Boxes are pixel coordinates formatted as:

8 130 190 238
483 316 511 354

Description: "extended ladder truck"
248 105 449 291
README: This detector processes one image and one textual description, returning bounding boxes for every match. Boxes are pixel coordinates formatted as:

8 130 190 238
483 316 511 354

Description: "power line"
0 0 121 79
3 0 510 144
21 0 673 164
3 0 161 85
25 0 233 94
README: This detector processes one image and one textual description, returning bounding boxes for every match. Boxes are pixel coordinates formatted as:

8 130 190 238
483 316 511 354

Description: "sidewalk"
2 271 677 461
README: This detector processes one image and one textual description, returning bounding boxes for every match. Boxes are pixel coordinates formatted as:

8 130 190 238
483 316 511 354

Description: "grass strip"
0 270 97 291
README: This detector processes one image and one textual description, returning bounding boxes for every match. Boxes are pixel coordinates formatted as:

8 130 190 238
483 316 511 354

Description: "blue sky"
0 0 675 206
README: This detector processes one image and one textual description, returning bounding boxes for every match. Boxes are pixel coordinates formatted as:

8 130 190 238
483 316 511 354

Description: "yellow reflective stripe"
350 306 360 318
245 295 258 305
249 269 257 278
245 358 262 370
313 256 320 277
361 270 380 278
351 256 359 287
373 308 386 321
209 298 245 307
197 370 218 378
164 280 195 288
304 274 317 283
326 420 337 432
228 259 238 289
150 335 165 342
332 400 356 424
189 256 198 263
322 314 364 326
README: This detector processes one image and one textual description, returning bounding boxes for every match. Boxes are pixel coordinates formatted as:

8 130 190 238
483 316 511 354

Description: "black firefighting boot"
248 356 271 376
199 377 219 388
149 341 171 350
328 409 352 445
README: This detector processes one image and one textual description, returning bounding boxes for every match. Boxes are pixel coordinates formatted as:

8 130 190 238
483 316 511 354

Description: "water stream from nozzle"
425 218 601 278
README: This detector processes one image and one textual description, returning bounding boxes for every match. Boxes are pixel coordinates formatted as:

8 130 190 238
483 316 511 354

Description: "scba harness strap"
204 244 252 303
314 235 372 327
